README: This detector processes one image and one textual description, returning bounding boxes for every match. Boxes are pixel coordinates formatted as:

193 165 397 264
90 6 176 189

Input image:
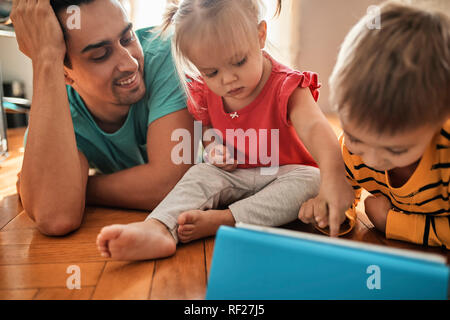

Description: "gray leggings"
147 163 320 243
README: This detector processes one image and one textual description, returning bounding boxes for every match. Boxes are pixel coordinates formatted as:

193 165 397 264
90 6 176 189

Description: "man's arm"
12 0 89 235
85 109 195 211
19 60 90 234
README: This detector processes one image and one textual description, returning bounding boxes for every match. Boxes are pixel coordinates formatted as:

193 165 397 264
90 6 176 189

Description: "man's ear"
258 20 267 49
64 67 75 86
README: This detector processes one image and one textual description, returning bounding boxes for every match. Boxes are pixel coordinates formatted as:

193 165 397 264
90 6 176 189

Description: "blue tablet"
206 223 449 300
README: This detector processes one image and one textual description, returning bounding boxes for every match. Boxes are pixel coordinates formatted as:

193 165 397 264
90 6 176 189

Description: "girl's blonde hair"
156 0 282 102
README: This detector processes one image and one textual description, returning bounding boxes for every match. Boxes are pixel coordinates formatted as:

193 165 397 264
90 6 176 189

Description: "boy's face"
340 115 443 171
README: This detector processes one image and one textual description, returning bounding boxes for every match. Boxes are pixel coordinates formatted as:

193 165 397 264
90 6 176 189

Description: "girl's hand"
10 0 66 62
205 144 238 172
299 175 354 237
364 194 391 233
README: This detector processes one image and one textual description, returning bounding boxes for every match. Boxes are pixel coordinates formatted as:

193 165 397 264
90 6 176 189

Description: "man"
11 0 194 255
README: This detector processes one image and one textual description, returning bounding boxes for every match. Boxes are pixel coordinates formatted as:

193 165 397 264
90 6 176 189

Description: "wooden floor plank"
34 286 95 300
0 171 21 190
0 289 38 300
204 237 215 283
1 206 148 232
0 262 104 289
0 194 22 210
1 211 35 231
0 243 108 265
92 261 155 300
0 226 102 245
351 218 385 245
0 128 25 214
150 240 206 300
0 206 21 231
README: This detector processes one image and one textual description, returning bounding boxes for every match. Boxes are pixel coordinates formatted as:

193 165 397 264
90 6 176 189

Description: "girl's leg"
178 165 320 243
147 163 257 241
96 163 255 260
229 165 320 227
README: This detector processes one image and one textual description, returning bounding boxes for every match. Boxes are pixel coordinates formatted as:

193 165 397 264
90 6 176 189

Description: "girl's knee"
184 163 216 177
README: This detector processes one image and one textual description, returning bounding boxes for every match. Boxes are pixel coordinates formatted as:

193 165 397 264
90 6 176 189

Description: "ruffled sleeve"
186 79 211 126
278 71 321 126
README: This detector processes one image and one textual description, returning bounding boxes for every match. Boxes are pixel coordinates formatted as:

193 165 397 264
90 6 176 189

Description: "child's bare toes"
96 225 124 258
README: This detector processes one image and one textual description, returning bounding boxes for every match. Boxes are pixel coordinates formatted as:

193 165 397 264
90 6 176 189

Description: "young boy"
303 1 449 247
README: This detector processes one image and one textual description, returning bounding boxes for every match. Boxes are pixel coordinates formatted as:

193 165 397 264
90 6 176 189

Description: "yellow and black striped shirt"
341 120 450 248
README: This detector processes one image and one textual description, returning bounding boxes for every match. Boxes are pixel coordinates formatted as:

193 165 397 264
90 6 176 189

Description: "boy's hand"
10 0 66 62
205 144 238 172
299 175 354 237
364 194 391 233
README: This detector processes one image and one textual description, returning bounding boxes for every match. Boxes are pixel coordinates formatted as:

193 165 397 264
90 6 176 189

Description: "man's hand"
10 0 66 61
364 194 391 233
299 174 354 237
204 144 238 172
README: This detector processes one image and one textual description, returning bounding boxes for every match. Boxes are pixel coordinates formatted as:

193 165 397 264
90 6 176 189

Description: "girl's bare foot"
177 209 235 243
96 218 176 261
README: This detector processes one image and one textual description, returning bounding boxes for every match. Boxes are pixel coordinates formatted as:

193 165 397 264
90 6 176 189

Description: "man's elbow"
27 205 83 236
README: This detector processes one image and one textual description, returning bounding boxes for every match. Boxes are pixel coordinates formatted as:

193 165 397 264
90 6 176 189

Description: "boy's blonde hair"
329 1 450 134
157 0 282 100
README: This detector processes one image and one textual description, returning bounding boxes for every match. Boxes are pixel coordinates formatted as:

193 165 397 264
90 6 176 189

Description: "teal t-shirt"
67 27 186 174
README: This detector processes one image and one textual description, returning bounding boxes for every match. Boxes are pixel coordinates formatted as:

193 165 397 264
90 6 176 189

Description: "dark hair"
50 0 95 68
50 0 95 15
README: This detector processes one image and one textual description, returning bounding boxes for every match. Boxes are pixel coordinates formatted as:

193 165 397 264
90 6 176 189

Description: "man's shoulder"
66 85 84 116
135 27 171 57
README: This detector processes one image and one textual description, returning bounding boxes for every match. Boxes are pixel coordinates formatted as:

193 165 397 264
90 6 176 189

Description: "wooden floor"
0 123 449 300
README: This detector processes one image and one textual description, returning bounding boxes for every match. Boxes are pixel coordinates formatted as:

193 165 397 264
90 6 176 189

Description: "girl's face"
187 22 268 106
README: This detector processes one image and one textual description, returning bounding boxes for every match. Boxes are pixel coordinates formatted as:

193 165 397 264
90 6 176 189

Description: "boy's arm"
365 182 449 247
12 1 89 235
388 209 449 248
366 196 450 248
85 108 195 211
288 87 354 236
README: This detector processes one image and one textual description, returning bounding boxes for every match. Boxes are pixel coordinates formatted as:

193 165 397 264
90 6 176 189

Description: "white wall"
131 0 167 29
290 0 383 113
0 35 33 100
263 0 293 67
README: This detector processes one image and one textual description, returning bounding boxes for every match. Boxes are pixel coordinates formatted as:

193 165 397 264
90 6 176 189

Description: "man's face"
61 0 146 108
340 114 442 172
